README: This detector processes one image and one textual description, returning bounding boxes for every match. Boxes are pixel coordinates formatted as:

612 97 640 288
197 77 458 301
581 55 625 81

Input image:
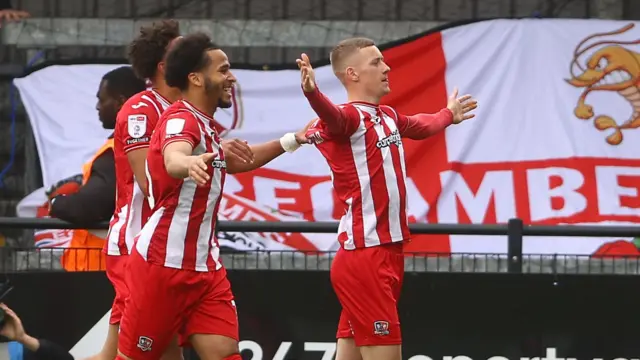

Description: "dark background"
3 270 640 359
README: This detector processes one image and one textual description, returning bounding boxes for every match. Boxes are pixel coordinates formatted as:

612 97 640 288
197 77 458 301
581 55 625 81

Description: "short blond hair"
329 37 376 74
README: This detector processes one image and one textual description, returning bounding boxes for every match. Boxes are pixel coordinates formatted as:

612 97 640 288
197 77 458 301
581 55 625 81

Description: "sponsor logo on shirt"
126 137 150 145
131 102 148 110
212 160 227 169
307 131 324 144
376 130 402 149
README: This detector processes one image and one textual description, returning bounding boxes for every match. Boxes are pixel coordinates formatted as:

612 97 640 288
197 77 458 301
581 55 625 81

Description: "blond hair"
329 37 376 75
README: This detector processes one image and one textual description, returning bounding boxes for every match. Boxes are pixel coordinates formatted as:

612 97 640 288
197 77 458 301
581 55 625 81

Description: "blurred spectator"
0 303 73 360
0 0 30 27
50 66 146 271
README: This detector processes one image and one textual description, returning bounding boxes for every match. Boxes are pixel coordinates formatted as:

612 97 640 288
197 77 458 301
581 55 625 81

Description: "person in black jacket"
48 66 147 225
0 303 73 360
0 0 29 26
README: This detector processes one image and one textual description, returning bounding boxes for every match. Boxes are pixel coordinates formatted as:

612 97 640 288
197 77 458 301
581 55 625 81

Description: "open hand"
296 53 316 92
188 152 217 186
0 304 25 342
446 87 478 124
222 139 254 164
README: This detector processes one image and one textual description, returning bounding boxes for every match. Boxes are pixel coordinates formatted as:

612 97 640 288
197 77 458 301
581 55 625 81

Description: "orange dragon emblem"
566 23 640 145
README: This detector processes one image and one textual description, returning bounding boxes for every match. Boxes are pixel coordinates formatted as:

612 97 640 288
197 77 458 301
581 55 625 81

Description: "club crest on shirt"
137 336 153 352
128 115 147 139
213 83 244 137
373 320 390 336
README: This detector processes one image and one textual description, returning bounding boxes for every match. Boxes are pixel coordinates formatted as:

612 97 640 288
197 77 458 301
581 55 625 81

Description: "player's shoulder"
161 102 197 122
117 90 158 124
122 89 156 110
338 102 359 111
379 105 399 120
159 104 199 133
338 102 373 120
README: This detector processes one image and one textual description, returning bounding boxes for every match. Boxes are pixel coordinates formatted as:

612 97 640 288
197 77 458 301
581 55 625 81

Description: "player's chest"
354 113 403 152
196 127 227 173
194 130 224 156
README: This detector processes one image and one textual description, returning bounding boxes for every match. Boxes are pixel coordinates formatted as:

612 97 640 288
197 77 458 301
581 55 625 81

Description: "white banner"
15 19 640 256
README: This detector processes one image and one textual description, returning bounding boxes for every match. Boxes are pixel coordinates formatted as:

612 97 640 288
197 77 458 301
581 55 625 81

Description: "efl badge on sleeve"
166 118 186 135
128 115 147 139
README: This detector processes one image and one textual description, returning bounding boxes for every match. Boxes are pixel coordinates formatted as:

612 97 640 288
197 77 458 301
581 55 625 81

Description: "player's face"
354 46 391 97
203 49 237 109
95 80 120 130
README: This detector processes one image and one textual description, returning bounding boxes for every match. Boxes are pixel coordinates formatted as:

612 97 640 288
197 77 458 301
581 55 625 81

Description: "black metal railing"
0 217 639 274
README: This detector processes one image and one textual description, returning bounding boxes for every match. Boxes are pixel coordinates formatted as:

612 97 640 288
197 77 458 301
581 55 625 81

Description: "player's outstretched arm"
224 121 314 174
297 54 357 136
225 140 283 174
398 87 478 140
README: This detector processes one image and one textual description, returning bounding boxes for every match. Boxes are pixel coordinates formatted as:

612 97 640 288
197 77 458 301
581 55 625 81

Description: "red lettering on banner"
618 174 640 210
227 159 640 226
219 159 639 254
595 166 640 217
526 167 587 222
548 174 566 212
444 159 640 225
438 170 515 224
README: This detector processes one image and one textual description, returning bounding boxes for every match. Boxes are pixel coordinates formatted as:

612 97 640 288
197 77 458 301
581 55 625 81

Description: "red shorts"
118 250 239 360
331 242 404 347
106 254 129 325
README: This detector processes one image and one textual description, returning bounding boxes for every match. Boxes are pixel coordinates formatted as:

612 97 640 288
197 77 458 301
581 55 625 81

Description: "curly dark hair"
164 32 220 91
127 20 180 80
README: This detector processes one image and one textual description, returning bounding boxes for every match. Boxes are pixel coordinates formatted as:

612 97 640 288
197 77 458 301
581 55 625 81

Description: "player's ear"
188 72 203 87
345 67 359 82
157 61 166 76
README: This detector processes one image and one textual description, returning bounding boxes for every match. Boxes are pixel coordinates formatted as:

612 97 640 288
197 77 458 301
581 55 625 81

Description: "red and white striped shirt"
106 89 171 256
304 87 452 250
135 100 226 272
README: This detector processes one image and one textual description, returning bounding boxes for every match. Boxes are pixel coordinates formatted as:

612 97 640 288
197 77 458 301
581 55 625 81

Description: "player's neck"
346 90 381 106
183 90 216 118
150 77 181 103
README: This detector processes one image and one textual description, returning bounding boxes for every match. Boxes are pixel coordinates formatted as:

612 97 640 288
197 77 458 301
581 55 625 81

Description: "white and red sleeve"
160 113 202 153
303 87 361 137
119 100 160 153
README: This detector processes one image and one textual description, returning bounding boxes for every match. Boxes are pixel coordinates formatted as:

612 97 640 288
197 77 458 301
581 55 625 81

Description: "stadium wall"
2 271 640 360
